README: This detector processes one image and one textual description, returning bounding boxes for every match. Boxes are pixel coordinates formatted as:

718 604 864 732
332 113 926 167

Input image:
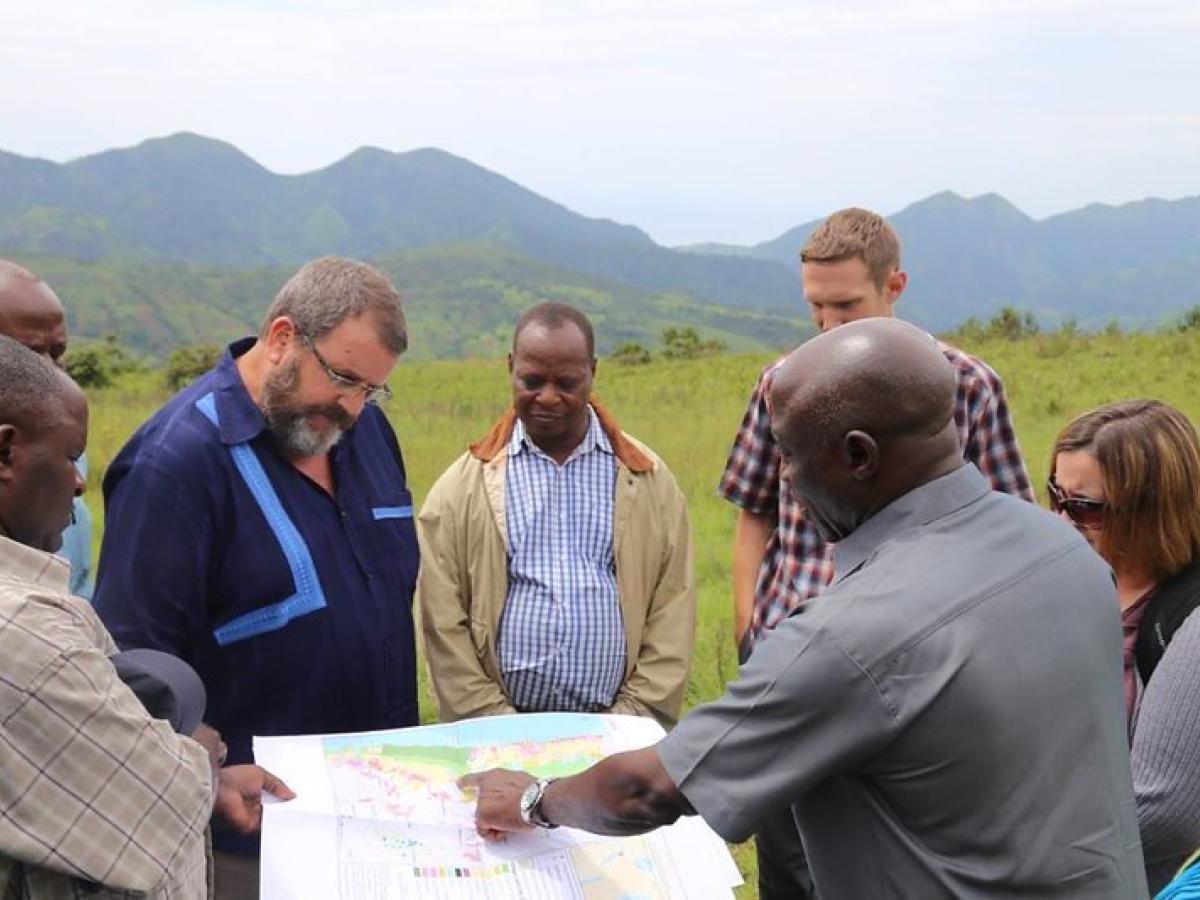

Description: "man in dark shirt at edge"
461 318 1148 900
94 257 421 898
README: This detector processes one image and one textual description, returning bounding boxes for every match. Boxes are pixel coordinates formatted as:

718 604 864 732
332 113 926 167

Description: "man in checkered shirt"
720 208 1033 899
0 337 292 898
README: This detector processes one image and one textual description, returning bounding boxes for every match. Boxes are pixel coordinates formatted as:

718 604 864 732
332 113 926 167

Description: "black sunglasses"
1046 476 1108 530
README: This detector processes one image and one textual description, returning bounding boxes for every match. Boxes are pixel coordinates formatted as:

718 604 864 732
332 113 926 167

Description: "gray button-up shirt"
659 464 1148 899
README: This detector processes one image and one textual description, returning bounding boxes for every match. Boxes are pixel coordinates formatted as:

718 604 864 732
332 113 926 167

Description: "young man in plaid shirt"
720 207 1033 899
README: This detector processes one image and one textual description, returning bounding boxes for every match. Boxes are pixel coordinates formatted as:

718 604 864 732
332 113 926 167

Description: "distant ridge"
3 245 808 360
746 191 1200 328
0 132 798 314
2 134 1199 356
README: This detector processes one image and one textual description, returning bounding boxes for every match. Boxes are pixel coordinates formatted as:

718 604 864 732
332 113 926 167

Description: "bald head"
772 318 956 445
0 260 68 365
769 318 963 541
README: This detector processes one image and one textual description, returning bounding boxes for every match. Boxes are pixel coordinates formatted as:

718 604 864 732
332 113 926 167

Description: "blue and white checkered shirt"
497 407 625 712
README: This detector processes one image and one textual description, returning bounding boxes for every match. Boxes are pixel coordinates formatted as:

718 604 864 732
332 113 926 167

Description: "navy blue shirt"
94 339 419 849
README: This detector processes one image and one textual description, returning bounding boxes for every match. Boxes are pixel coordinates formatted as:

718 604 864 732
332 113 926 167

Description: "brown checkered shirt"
720 340 1034 639
1 536 212 899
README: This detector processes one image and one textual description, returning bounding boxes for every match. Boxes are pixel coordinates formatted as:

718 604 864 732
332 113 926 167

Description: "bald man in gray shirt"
463 319 1147 899
653 460 1143 896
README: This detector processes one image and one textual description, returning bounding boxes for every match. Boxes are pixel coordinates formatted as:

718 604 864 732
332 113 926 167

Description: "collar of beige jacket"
469 399 653 473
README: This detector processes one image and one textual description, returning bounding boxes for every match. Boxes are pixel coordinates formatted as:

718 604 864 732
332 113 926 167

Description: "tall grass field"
82 330 1200 898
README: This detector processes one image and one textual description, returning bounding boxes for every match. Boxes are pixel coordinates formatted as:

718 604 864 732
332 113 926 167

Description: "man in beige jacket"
418 302 694 728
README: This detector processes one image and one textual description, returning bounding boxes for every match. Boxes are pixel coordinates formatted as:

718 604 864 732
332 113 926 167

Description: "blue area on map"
323 712 608 753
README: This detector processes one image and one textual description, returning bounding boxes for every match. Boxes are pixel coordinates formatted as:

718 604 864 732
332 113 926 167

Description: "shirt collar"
510 405 613 462
0 534 72 593
210 337 274 446
831 464 992 584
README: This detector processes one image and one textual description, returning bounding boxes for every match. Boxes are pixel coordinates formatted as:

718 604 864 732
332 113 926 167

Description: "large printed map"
323 714 609 826
256 713 742 899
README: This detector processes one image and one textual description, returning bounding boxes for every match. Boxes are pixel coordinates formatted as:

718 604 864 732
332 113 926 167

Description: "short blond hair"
801 208 901 290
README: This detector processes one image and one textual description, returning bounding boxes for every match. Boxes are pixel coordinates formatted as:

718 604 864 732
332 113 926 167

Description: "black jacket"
1135 559 1200 685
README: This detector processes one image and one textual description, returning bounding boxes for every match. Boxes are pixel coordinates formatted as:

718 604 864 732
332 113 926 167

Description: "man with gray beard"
94 257 420 899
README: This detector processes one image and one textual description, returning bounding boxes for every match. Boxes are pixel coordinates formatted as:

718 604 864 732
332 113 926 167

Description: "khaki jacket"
417 403 695 727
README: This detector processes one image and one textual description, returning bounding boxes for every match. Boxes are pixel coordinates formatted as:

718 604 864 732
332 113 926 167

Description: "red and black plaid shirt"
720 340 1034 639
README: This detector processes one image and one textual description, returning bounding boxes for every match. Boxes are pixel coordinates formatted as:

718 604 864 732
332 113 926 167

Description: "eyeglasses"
1046 475 1108 530
299 332 393 405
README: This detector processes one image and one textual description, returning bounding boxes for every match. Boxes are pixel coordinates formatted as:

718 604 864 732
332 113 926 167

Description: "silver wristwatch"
518 777 559 829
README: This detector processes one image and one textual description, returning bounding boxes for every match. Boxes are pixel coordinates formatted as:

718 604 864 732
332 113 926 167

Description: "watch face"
519 780 541 823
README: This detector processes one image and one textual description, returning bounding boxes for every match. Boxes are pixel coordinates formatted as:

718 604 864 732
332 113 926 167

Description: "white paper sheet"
255 712 741 899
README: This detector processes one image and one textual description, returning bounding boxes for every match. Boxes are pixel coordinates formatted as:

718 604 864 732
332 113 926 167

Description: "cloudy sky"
6 0 1198 245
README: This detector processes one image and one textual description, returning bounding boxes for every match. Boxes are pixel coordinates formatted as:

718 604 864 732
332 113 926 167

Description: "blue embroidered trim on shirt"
195 393 328 646
372 506 413 521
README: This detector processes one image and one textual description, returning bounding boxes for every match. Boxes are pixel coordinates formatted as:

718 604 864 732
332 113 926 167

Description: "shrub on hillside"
165 344 223 391
1177 305 1200 333
611 341 653 365
64 333 142 388
661 327 726 360
1057 315 1080 337
945 306 1041 344
985 306 1040 340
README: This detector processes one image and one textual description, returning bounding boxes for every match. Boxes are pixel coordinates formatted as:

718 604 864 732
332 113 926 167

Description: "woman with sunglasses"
1050 398 1200 892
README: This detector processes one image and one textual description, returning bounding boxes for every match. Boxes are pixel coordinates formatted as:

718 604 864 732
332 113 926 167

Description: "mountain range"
1 133 1197 358
740 191 1200 329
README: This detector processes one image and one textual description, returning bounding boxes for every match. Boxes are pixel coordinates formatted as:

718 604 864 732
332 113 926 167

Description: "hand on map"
458 769 536 842
216 764 297 835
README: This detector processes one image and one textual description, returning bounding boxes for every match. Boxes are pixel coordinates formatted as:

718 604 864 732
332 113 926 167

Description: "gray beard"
261 359 354 458
270 412 345 457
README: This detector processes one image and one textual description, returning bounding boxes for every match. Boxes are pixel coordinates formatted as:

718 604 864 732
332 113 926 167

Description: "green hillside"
6 133 1200 351
0 133 798 313
4 244 808 360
